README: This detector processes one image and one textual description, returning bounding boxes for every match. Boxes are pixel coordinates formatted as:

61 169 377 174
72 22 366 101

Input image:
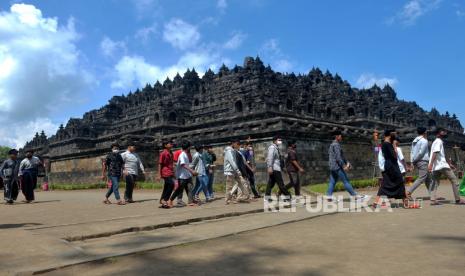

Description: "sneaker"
356 195 368 201
176 200 187 207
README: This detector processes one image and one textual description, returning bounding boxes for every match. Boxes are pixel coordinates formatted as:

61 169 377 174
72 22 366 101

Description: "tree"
0 146 11 160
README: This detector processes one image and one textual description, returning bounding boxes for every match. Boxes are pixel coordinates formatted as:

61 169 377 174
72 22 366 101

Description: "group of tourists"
373 127 465 206
0 149 43 204
99 136 307 208
2 126 465 208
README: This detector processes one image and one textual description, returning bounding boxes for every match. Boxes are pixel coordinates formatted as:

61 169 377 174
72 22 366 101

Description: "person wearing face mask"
284 140 304 196
241 142 260 198
121 142 146 203
428 127 465 205
265 136 291 200
373 130 407 207
18 149 43 203
224 140 250 204
327 131 366 201
102 143 125 205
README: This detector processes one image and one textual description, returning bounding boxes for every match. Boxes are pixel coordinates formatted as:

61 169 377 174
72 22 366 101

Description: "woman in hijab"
374 130 407 207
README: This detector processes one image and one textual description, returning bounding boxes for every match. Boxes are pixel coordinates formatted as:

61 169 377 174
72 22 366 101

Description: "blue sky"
0 0 464 147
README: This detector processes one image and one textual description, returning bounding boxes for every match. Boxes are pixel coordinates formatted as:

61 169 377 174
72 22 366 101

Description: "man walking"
169 141 198 207
240 142 260 198
407 127 431 198
224 140 250 204
0 149 20 204
158 140 175 208
265 136 291 200
285 140 305 196
191 144 210 203
121 142 146 203
203 145 216 200
18 149 42 203
326 131 366 200
428 127 465 205
102 143 125 205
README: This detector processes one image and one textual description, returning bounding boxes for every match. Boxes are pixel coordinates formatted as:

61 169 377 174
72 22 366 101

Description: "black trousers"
4 179 19 201
247 173 260 197
170 178 193 202
265 171 290 197
21 171 36 201
124 174 137 200
285 172 301 196
161 177 175 202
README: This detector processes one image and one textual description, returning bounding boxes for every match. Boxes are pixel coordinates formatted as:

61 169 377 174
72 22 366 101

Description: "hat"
8 149 18 155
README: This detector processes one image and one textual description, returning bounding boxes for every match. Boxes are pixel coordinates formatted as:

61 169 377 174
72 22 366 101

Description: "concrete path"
1 183 463 275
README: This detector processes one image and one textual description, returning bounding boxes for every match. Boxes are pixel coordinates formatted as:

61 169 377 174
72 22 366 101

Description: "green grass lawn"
303 179 379 195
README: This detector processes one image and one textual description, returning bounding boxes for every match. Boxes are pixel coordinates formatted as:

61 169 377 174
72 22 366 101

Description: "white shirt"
19 156 41 176
378 147 406 173
429 138 450 171
378 150 385 172
176 151 192 179
396 147 406 174
121 151 145 176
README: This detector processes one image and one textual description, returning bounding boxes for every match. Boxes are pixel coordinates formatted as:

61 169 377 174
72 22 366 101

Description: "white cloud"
163 18 200 50
259 38 293 72
0 4 94 147
217 0 227 11
111 50 224 90
388 0 442 26
457 10 465 17
223 31 246 49
356 73 398 89
135 23 157 42
0 118 59 149
100 36 127 57
131 0 161 18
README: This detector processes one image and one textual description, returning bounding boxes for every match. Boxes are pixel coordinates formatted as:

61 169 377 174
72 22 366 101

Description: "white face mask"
276 140 283 145
112 149 119 153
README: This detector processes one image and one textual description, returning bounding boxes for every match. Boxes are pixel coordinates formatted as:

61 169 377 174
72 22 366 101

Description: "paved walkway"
0 183 463 275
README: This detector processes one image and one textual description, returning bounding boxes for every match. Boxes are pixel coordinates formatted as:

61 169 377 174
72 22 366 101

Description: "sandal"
117 201 126 205
455 200 465 205
103 199 111 204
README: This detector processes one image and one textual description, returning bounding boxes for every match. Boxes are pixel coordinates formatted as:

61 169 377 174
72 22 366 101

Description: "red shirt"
173 149 192 162
173 149 182 162
159 149 174 178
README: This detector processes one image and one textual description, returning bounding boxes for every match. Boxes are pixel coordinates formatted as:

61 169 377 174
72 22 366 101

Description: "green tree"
0 146 11 160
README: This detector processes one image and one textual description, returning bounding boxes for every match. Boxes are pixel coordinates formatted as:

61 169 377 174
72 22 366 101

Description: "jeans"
207 171 214 197
408 161 431 194
327 169 356 196
161 177 175 202
430 168 460 201
124 174 137 201
105 176 121 200
265 170 290 197
285 172 301 196
193 175 210 199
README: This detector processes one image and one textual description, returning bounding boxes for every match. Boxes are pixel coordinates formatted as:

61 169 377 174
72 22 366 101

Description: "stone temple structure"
23 56 465 185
